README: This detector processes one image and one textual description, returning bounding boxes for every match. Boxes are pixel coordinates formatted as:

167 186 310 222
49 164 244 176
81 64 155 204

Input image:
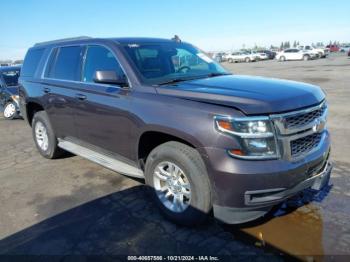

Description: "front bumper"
213 159 332 224
198 129 331 224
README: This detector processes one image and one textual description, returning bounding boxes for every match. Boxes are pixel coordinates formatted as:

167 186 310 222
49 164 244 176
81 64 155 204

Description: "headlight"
11 95 19 102
215 116 279 159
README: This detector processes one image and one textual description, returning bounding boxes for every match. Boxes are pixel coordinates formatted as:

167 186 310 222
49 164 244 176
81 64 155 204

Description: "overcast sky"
1 0 349 60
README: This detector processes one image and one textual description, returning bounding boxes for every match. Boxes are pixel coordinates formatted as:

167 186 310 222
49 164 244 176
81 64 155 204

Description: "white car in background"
299 45 328 58
246 50 268 60
224 51 258 63
276 48 316 61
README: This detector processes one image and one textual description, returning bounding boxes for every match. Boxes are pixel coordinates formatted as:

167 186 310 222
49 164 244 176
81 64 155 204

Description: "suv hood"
156 75 325 115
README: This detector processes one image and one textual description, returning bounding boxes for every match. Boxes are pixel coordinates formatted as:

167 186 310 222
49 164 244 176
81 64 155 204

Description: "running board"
58 139 144 178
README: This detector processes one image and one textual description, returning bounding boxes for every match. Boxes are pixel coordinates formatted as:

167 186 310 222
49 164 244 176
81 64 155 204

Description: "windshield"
2 70 20 86
122 42 229 85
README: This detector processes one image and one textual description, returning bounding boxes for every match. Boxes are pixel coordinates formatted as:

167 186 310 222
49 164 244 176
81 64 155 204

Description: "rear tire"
144 141 212 226
245 57 251 63
3 101 18 120
228 58 233 63
303 55 310 61
279 56 286 62
32 111 65 159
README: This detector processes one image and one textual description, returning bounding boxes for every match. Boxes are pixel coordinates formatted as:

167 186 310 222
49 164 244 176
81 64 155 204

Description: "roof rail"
34 36 92 47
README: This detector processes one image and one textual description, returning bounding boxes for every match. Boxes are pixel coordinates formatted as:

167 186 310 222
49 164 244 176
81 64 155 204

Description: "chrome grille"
285 104 326 128
270 101 328 160
290 133 322 157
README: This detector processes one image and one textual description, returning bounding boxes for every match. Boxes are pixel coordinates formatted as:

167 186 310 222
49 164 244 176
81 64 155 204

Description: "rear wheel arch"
31 111 65 159
26 101 45 126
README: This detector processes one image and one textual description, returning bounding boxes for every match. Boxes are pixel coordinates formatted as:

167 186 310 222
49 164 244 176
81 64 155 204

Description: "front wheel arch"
137 130 199 167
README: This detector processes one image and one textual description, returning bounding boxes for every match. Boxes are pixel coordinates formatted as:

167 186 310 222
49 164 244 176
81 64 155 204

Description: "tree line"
279 40 341 49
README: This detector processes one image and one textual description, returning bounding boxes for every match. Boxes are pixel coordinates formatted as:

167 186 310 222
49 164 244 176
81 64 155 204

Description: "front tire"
245 57 251 63
303 55 310 61
145 141 212 226
228 58 233 63
32 111 65 159
279 56 286 62
3 101 18 120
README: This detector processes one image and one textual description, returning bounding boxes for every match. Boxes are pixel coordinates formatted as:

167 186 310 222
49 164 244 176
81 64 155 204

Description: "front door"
73 45 133 159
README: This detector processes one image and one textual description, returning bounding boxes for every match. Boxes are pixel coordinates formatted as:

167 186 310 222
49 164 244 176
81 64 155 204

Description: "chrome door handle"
75 94 87 100
43 87 51 93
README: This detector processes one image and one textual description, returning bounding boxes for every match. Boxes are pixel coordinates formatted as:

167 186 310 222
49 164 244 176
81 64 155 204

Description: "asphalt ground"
0 53 349 261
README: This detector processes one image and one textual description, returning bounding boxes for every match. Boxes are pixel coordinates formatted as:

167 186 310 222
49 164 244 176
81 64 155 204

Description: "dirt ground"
0 53 349 260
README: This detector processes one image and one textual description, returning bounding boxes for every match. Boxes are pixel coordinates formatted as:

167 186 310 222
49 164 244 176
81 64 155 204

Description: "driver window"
82 45 125 83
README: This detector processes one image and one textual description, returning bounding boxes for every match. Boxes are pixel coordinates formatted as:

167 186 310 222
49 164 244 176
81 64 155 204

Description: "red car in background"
326 44 340 52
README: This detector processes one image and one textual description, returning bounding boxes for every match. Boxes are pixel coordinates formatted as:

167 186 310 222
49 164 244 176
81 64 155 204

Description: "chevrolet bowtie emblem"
313 119 323 132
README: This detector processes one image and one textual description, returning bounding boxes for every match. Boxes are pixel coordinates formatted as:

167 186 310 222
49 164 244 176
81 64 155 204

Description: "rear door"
42 45 84 138
73 45 133 158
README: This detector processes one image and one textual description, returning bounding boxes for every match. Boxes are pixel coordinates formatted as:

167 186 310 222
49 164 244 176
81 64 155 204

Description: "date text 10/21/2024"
127 256 220 261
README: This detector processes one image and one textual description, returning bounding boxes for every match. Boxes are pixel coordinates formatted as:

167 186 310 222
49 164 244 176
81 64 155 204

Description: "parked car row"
215 44 334 63
222 50 274 63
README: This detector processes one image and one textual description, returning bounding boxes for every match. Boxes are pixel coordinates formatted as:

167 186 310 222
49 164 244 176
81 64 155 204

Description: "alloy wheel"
3 103 16 118
35 121 49 151
153 161 191 213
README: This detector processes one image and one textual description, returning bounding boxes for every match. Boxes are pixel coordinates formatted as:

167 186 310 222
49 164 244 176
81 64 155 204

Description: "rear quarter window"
21 48 45 77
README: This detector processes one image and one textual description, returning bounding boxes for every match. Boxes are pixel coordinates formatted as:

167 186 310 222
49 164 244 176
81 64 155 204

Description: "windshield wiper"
156 77 198 86
155 73 231 86
206 72 232 78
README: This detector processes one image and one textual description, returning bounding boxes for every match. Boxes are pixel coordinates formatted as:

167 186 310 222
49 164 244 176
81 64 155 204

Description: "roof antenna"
172 35 181 43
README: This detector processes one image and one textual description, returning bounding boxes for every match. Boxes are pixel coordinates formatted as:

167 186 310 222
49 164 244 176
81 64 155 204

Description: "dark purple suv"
18 37 332 225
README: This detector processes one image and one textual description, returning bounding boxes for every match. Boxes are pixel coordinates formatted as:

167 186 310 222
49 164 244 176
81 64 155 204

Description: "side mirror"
93 71 128 87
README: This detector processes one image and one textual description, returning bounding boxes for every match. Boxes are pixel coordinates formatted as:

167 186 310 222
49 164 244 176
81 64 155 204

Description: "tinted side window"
44 48 58 77
21 48 44 77
48 46 83 80
82 46 125 83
